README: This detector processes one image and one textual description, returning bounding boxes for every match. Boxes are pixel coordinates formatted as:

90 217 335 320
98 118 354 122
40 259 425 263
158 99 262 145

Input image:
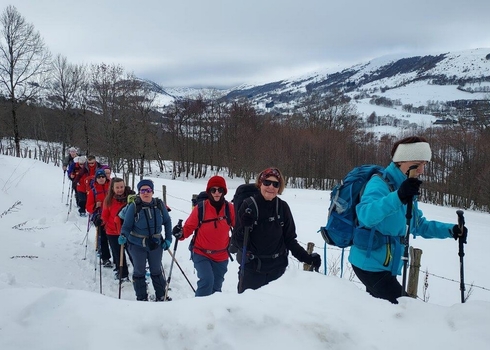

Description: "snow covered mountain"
219 48 490 114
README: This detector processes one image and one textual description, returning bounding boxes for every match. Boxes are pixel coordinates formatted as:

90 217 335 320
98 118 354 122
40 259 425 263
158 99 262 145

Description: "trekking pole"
238 208 253 294
98 228 102 294
61 171 66 203
94 226 99 280
66 180 71 206
456 210 466 303
67 189 74 221
401 165 419 295
165 219 182 300
167 249 196 293
118 243 125 299
83 217 92 260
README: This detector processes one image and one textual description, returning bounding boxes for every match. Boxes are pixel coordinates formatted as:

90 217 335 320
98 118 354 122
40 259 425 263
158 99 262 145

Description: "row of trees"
1 5 489 212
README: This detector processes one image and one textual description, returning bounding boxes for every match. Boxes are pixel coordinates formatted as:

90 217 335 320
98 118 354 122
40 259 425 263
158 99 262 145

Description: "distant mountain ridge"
212 48 490 113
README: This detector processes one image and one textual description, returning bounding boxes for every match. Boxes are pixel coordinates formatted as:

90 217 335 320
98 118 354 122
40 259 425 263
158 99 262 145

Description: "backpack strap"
245 196 283 227
190 200 232 252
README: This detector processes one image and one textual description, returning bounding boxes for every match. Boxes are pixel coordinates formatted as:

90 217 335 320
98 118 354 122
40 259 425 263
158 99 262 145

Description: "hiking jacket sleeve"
120 203 136 239
101 199 125 235
160 201 173 243
85 189 97 214
281 200 311 263
182 205 199 240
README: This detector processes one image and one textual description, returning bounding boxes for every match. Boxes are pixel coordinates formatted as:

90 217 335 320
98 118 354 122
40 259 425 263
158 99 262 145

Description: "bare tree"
0 5 51 156
47 54 87 153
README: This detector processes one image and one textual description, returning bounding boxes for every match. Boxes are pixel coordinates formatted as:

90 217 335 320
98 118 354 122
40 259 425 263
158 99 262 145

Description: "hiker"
74 155 101 194
70 156 88 216
86 169 112 267
62 147 78 172
101 165 112 180
233 167 321 293
173 176 235 297
348 136 468 304
119 179 173 301
101 177 135 280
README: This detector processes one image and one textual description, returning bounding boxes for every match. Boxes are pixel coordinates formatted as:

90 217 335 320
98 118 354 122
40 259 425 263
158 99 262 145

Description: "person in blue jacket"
119 179 173 301
348 136 468 304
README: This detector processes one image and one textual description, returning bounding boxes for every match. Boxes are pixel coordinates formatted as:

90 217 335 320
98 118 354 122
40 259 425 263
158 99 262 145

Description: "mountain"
219 48 490 116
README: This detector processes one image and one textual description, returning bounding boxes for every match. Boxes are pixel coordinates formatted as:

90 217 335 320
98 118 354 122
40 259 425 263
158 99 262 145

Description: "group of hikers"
61 135 468 304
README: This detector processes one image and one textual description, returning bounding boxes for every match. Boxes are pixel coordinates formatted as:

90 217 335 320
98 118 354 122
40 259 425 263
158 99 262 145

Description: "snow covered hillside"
0 155 489 350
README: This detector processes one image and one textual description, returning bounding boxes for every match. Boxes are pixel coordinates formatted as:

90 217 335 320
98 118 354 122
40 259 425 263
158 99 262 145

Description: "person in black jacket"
234 167 321 293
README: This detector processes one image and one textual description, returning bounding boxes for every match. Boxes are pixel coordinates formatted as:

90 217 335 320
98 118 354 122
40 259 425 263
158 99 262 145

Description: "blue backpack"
320 164 393 249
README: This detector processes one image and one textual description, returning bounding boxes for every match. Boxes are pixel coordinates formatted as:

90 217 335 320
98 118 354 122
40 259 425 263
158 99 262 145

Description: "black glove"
241 209 254 227
172 225 183 239
93 214 102 227
452 225 468 244
397 178 422 204
307 253 321 272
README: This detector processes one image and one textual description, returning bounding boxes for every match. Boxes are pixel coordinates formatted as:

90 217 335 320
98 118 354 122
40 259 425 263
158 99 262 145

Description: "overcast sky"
6 0 490 88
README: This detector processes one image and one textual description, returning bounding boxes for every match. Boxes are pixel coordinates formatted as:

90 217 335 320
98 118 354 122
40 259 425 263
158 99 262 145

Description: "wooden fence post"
303 242 315 271
407 247 423 298
161 185 167 205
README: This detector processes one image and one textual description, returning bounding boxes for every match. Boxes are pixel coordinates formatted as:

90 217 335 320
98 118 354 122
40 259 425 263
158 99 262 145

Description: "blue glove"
118 235 127 245
161 239 171 251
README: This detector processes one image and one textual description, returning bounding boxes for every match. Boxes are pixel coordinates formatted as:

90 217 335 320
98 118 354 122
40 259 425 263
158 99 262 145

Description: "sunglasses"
96 175 106 179
262 179 280 188
210 187 224 194
139 188 153 194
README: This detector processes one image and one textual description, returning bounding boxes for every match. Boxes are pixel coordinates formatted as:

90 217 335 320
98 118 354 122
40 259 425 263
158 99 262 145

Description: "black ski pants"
96 225 111 261
237 266 286 294
107 235 129 278
352 265 408 304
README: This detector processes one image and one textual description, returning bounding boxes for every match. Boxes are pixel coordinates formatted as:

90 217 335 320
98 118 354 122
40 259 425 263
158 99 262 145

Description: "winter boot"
150 273 168 301
133 276 148 301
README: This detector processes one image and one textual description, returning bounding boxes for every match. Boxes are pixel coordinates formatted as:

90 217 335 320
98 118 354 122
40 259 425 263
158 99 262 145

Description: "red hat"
206 176 227 195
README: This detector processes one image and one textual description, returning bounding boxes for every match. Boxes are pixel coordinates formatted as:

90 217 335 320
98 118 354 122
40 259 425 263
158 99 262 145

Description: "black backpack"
229 183 284 254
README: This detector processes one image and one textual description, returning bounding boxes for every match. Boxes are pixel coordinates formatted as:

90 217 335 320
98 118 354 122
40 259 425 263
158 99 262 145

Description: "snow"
1 155 489 350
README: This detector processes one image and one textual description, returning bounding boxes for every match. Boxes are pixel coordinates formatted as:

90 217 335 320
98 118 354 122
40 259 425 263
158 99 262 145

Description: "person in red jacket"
173 176 235 297
72 156 88 216
101 177 135 280
86 169 112 267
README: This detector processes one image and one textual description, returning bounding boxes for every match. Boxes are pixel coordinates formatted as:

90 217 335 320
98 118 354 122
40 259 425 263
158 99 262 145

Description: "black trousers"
96 225 111 261
352 265 407 304
237 266 286 294
107 235 129 278
76 191 86 214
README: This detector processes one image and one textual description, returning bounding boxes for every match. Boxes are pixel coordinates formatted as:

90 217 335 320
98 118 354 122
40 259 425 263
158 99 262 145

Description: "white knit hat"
392 142 432 162
78 156 87 163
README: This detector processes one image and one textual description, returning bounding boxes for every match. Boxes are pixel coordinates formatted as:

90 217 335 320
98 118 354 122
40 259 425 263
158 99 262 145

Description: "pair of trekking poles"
62 170 76 222
401 165 467 303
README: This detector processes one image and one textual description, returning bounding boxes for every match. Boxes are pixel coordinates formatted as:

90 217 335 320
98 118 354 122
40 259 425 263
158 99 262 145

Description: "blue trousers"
128 244 166 300
192 253 228 297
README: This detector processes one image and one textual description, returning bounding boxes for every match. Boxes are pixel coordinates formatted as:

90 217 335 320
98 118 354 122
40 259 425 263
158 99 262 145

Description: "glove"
307 253 322 272
93 214 102 227
161 239 171 251
397 177 422 204
118 235 127 245
452 225 468 244
241 210 255 227
172 225 183 239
